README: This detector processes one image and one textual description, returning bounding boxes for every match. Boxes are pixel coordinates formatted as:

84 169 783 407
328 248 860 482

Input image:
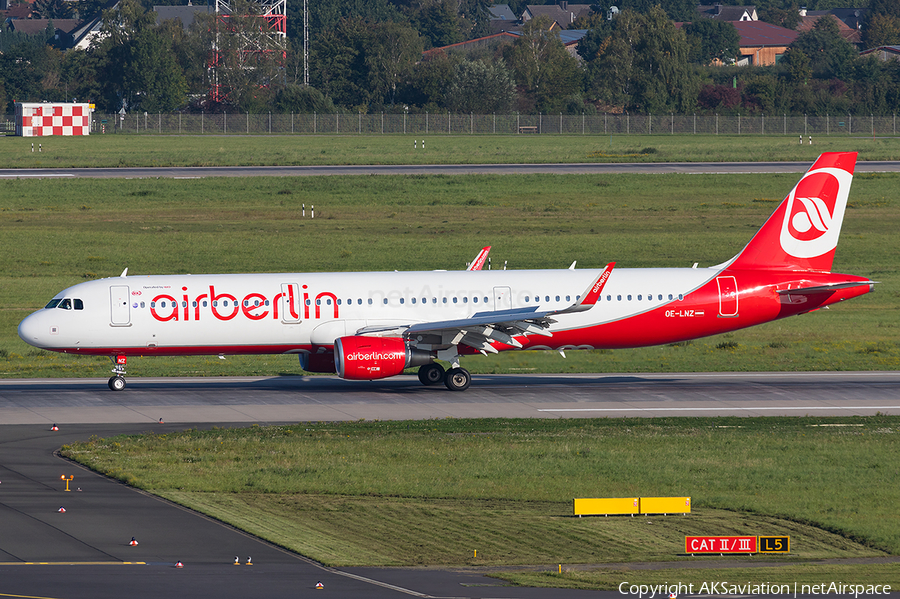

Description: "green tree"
33 0 73 19
683 19 739 65
273 84 337 112
757 3 802 30
868 0 900 19
584 7 698 113
617 0 697 21
310 19 367 107
864 14 900 48
789 15 856 79
503 15 583 112
123 28 188 111
401 51 458 110
445 59 516 113
364 21 424 108
781 47 811 85
415 0 463 49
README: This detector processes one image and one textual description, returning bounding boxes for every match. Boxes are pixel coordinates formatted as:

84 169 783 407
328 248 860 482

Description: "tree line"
1 0 899 117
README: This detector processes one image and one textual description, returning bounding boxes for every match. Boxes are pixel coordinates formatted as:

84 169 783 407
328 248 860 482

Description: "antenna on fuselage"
120 268 128 278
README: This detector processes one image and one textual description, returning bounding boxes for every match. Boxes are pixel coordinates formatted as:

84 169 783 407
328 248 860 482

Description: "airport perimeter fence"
5 111 900 136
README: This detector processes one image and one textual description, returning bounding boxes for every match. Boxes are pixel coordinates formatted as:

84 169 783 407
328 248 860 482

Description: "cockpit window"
74 299 84 310
59 299 72 310
45 299 61 309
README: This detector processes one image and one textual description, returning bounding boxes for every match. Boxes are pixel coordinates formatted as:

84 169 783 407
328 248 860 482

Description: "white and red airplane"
18 152 874 392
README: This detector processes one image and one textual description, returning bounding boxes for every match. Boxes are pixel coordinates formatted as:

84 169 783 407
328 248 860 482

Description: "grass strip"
59 416 900 570
2 135 899 168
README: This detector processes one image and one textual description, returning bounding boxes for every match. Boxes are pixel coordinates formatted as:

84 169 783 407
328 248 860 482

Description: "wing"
356 263 615 355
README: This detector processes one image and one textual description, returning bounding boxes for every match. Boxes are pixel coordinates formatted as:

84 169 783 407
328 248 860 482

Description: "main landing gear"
417 363 472 392
108 354 127 391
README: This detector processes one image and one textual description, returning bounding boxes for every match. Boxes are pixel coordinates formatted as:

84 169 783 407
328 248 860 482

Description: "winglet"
558 262 615 314
467 246 491 271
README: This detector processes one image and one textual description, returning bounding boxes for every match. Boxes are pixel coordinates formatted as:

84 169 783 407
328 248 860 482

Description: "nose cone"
18 311 48 349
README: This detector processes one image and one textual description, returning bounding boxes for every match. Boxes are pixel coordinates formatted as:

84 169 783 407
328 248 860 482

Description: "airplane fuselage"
19 266 871 358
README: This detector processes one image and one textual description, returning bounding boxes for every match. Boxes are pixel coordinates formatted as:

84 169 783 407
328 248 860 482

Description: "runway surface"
1 160 900 179
2 372 898 598
1 372 899 425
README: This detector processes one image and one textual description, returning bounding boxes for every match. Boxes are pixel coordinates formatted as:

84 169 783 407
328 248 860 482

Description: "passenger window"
383 298 388 305
638 295 642 301
400 298 405 305
74 299 84 310
368 298 373 305
443 297 448 304
668 294 673 300
627 295 632 301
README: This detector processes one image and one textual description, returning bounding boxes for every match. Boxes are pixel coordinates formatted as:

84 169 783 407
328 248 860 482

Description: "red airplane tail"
728 152 857 273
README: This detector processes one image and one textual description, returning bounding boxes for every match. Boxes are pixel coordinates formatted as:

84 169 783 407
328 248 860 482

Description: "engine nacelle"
299 350 336 373
335 336 432 380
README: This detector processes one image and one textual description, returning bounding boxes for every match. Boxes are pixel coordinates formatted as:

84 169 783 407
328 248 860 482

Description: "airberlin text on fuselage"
147 285 337 322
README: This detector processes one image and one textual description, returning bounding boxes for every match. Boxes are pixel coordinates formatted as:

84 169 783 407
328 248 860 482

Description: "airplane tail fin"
728 152 857 273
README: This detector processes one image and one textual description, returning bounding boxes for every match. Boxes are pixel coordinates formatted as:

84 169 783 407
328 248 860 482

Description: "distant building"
489 3 519 34
423 29 589 61
797 13 861 46
697 3 757 21
522 1 592 29
730 20 798 66
9 18 81 46
800 7 867 32
859 45 900 62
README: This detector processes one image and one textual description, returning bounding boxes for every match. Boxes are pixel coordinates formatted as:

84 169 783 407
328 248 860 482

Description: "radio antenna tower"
210 0 287 103
303 0 308 85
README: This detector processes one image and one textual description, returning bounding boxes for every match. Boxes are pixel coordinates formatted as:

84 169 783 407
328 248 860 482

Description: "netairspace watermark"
618 582 892 598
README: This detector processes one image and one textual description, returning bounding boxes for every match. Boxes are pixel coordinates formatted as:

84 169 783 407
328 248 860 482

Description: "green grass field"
60 416 900 588
2 169 897 377
1 134 899 168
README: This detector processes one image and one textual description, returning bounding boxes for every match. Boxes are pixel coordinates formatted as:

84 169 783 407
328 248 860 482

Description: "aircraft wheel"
444 367 471 392
108 376 126 391
417 363 445 386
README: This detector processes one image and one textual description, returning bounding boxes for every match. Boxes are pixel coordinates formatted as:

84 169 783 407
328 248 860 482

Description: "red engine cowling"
335 336 432 380
299 350 336 373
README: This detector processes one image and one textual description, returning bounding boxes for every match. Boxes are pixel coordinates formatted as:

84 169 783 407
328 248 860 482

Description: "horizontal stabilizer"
776 281 875 295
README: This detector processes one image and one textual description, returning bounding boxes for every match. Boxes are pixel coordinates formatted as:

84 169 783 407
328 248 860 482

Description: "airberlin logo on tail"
780 167 852 259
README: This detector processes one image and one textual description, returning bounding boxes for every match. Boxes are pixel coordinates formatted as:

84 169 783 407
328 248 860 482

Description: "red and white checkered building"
15 103 94 137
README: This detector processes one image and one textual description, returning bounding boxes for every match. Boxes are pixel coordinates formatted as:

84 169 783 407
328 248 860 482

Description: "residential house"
522 1 592 29
859 45 900 62
730 20 798 66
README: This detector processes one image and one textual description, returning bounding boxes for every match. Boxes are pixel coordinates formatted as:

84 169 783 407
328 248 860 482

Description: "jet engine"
335 336 433 380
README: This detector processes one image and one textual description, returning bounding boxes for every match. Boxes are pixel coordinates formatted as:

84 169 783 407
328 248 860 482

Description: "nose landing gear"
108 354 127 391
